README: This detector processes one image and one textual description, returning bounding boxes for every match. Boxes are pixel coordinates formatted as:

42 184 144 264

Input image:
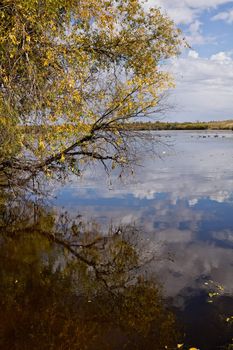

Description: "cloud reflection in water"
55 131 233 300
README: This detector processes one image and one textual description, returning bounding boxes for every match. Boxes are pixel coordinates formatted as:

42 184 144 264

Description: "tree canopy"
0 0 182 181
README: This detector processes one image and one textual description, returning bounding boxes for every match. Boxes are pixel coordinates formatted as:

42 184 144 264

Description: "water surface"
1 131 233 349
54 131 233 348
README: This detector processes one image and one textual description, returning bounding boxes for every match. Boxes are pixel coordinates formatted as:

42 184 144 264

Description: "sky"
145 0 233 122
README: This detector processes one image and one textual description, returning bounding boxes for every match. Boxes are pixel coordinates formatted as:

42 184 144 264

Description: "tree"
0 0 182 182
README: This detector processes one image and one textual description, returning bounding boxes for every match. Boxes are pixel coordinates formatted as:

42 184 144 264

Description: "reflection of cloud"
54 133 233 302
209 191 231 203
188 198 198 206
153 228 193 243
212 230 233 244
60 132 233 206
155 242 233 300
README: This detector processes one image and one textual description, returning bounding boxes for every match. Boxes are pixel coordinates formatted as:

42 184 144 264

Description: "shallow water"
1 131 233 349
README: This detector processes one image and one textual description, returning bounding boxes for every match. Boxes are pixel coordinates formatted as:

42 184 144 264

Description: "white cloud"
145 0 233 24
189 19 202 33
165 50 233 120
212 8 233 23
185 20 216 45
141 1 233 121
186 20 206 45
186 20 204 45
210 51 232 61
188 50 199 58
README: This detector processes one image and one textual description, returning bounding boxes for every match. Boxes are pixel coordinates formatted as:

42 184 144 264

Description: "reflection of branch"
1 191 157 295
42 228 139 294
2 222 138 293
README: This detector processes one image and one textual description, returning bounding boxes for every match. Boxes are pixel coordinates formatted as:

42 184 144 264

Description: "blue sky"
145 0 233 121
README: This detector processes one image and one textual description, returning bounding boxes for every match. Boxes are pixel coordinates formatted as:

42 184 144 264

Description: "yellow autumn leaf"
9 33 17 45
38 139 45 151
60 154 65 162
0 0 183 173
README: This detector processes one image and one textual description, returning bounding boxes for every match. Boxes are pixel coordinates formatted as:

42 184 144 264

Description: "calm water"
0 132 233 350
56 131 233 291
55 131 233 348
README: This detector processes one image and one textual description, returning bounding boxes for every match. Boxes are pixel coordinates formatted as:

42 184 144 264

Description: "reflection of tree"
0 194 180 349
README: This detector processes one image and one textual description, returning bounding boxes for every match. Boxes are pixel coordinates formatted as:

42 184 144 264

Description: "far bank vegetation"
123 120 233 131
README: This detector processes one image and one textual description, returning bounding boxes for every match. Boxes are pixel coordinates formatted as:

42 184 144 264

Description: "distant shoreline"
123 121 233 131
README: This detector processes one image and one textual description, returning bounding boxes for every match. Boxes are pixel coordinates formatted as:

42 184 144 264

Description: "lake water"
1 131 233 349
55 131 233 348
